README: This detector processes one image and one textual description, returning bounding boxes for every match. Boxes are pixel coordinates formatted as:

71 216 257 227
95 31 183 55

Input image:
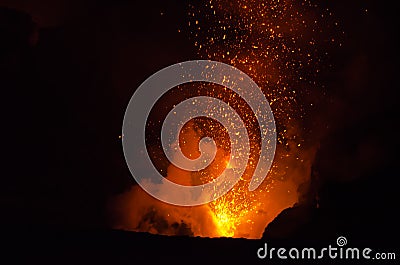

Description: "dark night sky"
0 0 399 263
1 0 197 229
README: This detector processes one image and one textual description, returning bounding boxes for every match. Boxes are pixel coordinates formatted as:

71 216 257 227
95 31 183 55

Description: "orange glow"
111 0 340 239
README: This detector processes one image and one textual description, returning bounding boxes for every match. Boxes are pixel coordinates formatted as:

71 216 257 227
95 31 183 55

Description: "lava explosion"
111 0 341 238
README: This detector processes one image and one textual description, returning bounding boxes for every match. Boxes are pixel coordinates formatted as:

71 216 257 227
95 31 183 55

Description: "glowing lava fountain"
110 0 340 238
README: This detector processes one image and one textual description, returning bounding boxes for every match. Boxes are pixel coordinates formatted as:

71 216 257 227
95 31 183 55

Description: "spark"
186 0 341 237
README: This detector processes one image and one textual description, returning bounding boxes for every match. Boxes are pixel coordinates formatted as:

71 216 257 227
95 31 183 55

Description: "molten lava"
111 0 341 238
